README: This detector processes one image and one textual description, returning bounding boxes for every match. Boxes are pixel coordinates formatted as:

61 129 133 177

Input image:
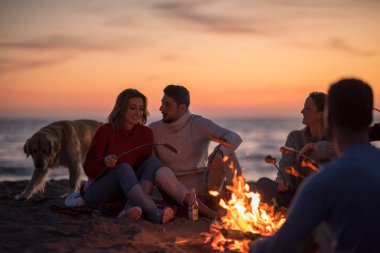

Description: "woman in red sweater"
83 89 174 224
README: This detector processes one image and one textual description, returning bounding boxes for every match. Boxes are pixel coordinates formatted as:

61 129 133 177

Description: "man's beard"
162 117 174 123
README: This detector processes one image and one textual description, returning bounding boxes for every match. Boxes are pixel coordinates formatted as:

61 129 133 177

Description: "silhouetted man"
251 78 380 253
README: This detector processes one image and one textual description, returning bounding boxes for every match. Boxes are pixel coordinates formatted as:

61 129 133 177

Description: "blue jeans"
84 156 162 206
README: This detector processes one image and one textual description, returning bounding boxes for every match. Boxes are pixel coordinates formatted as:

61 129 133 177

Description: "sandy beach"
0 179 216 253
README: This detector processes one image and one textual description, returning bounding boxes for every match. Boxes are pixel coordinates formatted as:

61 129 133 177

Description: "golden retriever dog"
16 119 102 200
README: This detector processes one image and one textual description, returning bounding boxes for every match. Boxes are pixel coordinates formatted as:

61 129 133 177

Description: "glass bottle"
188 188 199 221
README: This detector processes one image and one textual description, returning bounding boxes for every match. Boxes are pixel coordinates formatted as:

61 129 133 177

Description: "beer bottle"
188 188 199 221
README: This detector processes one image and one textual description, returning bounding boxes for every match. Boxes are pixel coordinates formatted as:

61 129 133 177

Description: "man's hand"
104 154 117 168
207 149 224 170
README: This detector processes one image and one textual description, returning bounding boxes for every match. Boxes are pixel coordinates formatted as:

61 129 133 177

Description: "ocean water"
0 117 305 182
2 117 378 183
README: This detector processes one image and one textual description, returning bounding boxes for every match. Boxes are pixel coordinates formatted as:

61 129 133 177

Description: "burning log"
213 225 263 241
205 169 286 252
175 235 205 245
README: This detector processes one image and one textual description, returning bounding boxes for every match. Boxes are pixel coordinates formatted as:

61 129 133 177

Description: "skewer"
264 155 287 184
94 143 178 181
279 146 318 167
117 143 178 159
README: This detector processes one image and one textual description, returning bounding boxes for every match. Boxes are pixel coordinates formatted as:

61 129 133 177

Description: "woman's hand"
298 143 317 160
104 154 118 168
277 180 288 192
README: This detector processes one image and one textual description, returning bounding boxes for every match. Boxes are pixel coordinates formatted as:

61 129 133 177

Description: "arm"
195 117 242 156
314 141 336 161
83 126 110 180
277 131 297 188
195 117 242 171
299 141 336 162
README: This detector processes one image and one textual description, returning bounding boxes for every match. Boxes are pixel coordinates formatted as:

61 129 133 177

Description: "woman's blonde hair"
107 89 149 131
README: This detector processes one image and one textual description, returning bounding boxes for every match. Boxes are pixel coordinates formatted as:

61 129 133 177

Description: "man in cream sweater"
149 85 242 218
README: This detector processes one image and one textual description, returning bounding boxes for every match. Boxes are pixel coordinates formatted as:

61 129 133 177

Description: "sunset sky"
1 0 379 119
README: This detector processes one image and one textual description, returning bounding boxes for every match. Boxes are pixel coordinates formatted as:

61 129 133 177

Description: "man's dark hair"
328 78 373 130
164 85 190 108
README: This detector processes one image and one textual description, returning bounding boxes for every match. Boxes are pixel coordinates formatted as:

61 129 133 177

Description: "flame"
301 159 319 171
284 166 303 178
209 190 220 197
206 170 286 252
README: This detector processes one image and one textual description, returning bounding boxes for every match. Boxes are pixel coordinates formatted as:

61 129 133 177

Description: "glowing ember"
284 166 303 178
205 170 286 252
209 190 220 197
301 159 319 171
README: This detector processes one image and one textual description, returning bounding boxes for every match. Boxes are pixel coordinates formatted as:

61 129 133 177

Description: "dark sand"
0 179 215 253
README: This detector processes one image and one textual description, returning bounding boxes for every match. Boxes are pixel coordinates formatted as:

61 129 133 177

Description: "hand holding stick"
117 143 178 159
280 146 318 165
94 143 178 181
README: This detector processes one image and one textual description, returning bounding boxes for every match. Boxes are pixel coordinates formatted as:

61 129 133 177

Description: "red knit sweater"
84 123 154 180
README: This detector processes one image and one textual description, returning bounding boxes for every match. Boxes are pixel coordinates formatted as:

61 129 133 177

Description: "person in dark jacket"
251 78 380 253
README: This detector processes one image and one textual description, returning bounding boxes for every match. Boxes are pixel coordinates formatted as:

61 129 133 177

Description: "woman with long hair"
256 91 336 207
83 89 174 223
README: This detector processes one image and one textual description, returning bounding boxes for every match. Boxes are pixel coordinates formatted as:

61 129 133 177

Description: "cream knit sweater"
149 111 242 177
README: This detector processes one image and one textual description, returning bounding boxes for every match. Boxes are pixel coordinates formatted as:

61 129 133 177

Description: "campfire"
204 168 286 252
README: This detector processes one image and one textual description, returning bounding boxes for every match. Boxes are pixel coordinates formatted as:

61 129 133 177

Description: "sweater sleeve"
315 141 336 161
194 117 242 156
83 126 109 180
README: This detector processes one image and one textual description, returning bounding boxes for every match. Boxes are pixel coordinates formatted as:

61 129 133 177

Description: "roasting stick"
117 143 178 159
264 155 287 185
94 143 178 181
208 135 234 197
280 146 318 166
208 136 237 221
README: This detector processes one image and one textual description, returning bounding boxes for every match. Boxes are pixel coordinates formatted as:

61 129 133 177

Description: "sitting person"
83 88 174 224
250 78 380 253
256 91 336 207
149 84 243 219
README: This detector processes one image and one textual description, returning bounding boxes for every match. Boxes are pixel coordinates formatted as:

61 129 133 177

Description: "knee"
155 166 174 187
145 156 162 173
256 177 276 189
114 163 134 177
